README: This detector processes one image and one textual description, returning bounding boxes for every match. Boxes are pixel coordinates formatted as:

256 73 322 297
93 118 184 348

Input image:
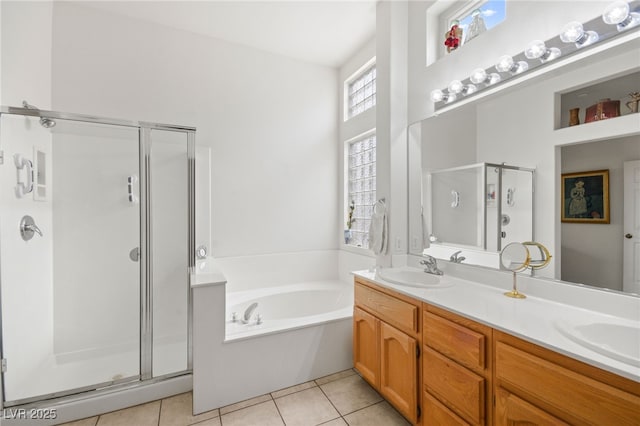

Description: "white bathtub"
226 281 353 341
192 252 358 412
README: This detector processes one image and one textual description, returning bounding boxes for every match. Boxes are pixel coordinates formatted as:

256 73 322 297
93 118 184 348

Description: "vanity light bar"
431 0 640 108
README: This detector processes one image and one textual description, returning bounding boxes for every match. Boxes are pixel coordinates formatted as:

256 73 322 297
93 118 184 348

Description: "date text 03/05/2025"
3 408 58 421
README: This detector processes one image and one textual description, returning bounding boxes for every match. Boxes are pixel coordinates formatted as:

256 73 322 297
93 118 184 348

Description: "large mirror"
408 44 640 295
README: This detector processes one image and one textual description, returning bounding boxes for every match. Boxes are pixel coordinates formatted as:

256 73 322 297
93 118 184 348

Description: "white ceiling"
82 1 377 68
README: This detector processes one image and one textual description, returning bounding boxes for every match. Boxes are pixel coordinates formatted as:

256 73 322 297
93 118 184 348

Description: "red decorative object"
444 24 463 53
584 98 620 123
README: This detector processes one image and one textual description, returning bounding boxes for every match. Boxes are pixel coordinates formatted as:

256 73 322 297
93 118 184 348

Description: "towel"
369 200 388 255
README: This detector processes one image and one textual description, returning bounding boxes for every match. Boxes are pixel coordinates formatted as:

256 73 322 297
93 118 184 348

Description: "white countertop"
191 257 227 288
353 268 640 383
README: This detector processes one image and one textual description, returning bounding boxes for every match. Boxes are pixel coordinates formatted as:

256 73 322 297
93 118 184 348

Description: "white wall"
561 137 640 291
51 2 339 260
376 1 408 266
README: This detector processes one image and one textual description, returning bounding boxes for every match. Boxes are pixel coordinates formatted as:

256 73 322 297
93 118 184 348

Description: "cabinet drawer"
355 283 418 335
495 387 568 426
424 347 485 425
496 341 640 425
423 391 469 425
424 310 485 371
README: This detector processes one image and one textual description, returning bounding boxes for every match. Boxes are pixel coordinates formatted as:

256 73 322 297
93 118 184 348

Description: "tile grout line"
269 392 288 426
157 398 163 426
315 380 347 425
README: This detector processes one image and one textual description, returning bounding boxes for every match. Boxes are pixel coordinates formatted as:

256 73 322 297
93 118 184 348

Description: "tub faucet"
242 302 259 324
420 255 443 275
449 250 466 263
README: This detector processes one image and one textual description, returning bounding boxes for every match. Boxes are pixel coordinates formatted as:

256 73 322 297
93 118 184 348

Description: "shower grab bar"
13 154 33 198
127 175 139 204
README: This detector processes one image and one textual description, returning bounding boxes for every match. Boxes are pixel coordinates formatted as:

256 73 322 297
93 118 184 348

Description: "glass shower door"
0 114 141 404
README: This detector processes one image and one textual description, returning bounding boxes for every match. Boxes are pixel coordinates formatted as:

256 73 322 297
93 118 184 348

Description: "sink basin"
555 320 640 367
376 267 449 288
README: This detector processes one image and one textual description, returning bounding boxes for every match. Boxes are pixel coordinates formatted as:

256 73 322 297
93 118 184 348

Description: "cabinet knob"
625 233 633 239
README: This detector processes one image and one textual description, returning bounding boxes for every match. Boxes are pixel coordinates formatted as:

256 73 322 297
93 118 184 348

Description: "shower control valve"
255 314 263 325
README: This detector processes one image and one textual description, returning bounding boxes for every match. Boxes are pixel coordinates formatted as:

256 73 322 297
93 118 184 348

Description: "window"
440 0 506 56
345 59 376 120
346 132 376 249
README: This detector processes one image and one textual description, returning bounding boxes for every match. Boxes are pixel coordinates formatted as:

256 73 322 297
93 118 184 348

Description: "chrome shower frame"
0 105 196 409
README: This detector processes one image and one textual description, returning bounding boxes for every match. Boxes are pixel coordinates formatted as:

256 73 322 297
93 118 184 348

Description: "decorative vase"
569 108 580 126
344 229 352 244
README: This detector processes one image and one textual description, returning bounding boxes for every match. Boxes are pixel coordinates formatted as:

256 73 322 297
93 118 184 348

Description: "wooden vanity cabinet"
494 330 640 426
422 304 493 426
354 277 640 426
353 278 421 425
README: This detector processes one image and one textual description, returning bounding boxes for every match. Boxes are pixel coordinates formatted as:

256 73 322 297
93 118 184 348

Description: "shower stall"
0 104 195 409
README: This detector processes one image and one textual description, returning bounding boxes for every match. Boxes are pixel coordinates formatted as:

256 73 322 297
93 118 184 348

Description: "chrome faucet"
242 302 259 324
449 250 466 263
420 255 443 275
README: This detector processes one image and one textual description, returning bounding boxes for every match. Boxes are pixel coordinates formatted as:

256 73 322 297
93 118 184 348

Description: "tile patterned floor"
59 369 410 426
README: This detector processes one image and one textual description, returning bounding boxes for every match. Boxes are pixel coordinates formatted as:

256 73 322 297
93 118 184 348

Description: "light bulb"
470 68 501 85
448 80 464 94
431 89 457 104
495 55 529 75
524 40 561 62
495 55 514 73
486 72 501 85
461 84 477 96
560 21 599 48
430 89 445 102
470 68 487 84
602 1 640 31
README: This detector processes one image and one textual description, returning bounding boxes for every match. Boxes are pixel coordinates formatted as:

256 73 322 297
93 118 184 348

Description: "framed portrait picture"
561 169 609 224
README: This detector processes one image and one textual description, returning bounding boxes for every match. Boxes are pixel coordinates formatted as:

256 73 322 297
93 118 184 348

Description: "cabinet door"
495 387 569 426
353 306 379 387
380 321 418 424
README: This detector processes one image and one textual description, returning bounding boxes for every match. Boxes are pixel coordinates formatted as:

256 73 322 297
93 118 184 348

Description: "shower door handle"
127 175 139 204
129 247 140 262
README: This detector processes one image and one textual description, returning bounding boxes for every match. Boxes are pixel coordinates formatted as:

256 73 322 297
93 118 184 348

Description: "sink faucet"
242 302 259 324
420 255 443 275
449 250 466 263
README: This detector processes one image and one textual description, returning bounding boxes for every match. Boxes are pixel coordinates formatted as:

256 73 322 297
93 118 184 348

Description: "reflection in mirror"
427 162 534 253
561 137 640 293
407 41 639 296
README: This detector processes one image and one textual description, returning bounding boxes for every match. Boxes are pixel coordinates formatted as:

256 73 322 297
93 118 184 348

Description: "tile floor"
59 369 410 426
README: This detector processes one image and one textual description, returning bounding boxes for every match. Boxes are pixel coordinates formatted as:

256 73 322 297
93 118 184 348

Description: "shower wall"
1 2 54 402
0 116 55 402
